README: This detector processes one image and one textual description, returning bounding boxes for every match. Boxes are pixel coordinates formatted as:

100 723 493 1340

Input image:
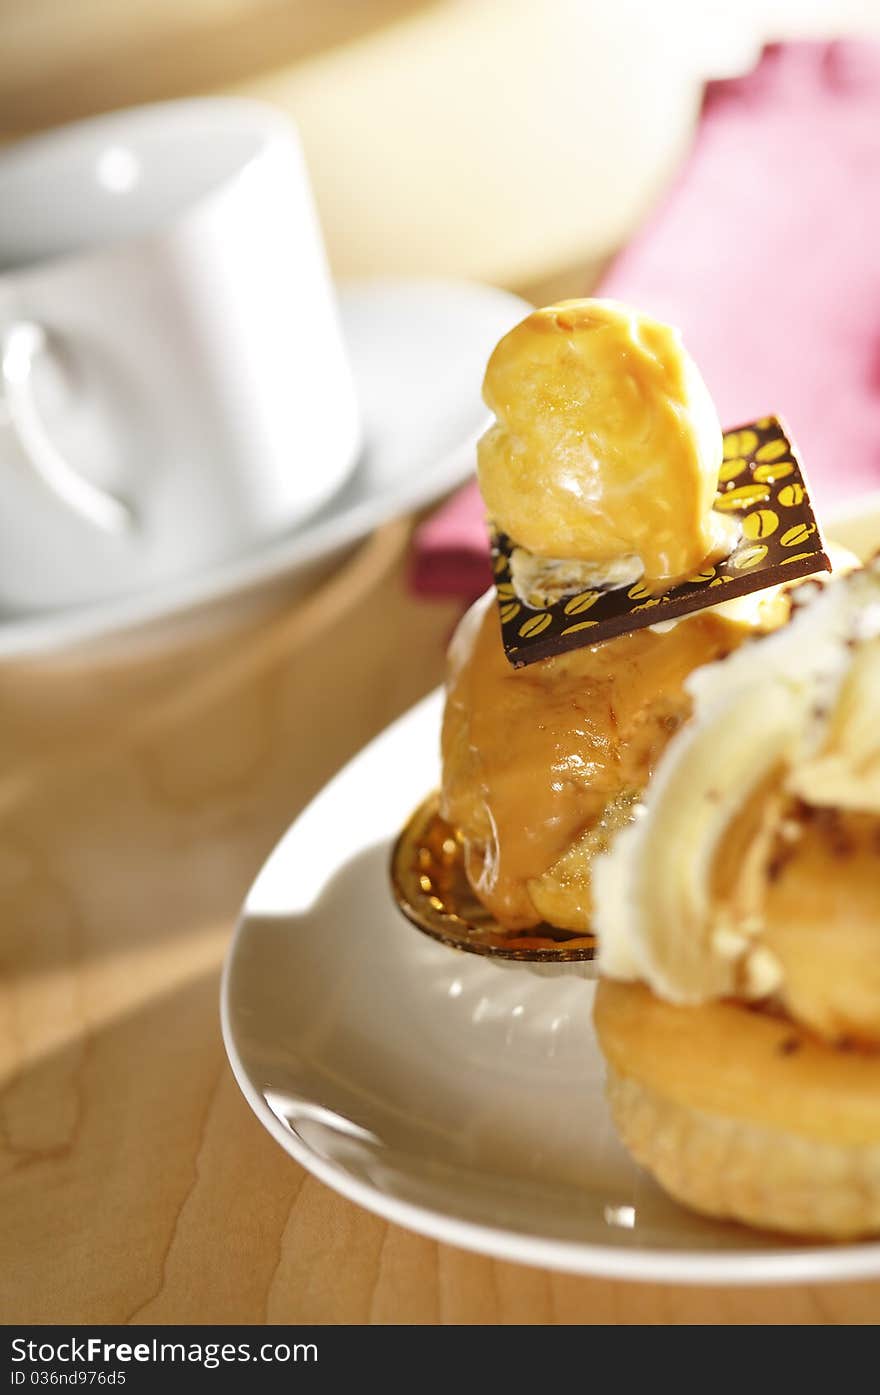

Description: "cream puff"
439 299 802 937
478 299 738 585
593 560 880 1238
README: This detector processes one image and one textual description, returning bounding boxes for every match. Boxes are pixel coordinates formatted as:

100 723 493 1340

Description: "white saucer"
222 498 880 1285
0 278 529 660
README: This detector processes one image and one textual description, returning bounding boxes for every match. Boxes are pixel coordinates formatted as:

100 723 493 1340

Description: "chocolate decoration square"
492 415 830 667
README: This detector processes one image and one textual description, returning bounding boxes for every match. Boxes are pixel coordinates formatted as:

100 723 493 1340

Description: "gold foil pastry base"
390 792 597 962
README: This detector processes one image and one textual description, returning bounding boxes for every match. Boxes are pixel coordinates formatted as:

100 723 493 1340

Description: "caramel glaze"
441 601 751 930
715 801 880 1047
477 301 734 583
761 809 880 1046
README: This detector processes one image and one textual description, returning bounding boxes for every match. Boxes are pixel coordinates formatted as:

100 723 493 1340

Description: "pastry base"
390 792 596 966
595 981 880 1239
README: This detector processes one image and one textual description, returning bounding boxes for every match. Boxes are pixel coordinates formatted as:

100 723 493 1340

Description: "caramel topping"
441 600 749 929
477 299 735 585
714 803 880 1046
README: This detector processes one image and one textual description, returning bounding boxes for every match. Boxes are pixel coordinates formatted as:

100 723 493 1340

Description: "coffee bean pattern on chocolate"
491 416 830 667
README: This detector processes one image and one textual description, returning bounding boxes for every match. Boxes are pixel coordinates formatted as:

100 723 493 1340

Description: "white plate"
0 278 528 659
222 499 880 1286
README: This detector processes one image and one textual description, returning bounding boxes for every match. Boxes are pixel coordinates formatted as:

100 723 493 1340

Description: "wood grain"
1 515 879 1324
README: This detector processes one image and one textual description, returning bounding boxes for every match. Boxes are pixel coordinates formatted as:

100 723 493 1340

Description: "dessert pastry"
440 589 779 934
392 297 831 961
437 299 827 939
593 561 880 1238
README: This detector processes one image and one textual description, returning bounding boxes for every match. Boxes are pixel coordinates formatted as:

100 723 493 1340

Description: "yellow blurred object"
244 0 706 284
6 1 880 287
477 299 733 582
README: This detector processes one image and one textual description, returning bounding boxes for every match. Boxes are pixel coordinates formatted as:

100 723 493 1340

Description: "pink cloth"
412 40 880 601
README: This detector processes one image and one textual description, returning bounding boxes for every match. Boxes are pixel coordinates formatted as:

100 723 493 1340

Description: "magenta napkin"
412 41 880 602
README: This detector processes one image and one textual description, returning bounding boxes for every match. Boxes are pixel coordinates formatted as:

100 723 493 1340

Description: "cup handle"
1 321 134 534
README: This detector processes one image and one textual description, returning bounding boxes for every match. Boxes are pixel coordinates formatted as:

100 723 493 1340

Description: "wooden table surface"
1 514 878 1326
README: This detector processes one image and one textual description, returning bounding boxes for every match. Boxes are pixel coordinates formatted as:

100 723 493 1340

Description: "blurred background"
4 0 879 299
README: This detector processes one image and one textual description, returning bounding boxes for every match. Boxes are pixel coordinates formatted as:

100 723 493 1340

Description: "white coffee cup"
0 98 361 612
